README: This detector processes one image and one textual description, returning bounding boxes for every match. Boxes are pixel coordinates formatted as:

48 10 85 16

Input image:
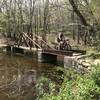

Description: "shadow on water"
0 52 62 100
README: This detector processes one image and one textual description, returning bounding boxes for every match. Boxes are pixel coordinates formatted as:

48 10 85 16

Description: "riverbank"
36 64 100 100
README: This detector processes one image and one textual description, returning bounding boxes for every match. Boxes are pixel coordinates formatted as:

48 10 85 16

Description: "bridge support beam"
13 47 24 54
6 46 14 53
38 51 57 63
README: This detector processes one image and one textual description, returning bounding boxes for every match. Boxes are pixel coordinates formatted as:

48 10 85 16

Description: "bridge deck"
42 49 73 56
14 46 42 51
0 44 8 47
13 46 86 56
13 46 73 56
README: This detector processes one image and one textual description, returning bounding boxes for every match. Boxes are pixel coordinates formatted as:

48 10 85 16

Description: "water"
0 53 57 100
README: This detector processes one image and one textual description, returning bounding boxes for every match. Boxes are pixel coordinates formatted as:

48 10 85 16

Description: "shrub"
36 66 100 100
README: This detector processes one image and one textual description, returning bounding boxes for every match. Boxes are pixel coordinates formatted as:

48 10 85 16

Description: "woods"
0 0 99 46
0 0 100 100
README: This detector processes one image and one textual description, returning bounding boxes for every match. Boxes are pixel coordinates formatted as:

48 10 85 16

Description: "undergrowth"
36 65 100 100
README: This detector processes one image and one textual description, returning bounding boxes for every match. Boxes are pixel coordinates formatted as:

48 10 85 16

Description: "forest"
0 0 99 45
0 0 100 100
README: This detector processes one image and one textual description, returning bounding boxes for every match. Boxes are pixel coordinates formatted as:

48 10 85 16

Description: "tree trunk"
69 0 89 27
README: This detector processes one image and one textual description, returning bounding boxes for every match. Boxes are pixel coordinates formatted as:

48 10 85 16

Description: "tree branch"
69 0 89 26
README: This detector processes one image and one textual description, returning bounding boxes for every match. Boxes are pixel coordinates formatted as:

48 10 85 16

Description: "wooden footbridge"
6 32 86 63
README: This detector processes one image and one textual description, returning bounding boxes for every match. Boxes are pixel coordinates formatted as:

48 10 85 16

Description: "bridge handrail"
34 35 55 50
23 32 42 49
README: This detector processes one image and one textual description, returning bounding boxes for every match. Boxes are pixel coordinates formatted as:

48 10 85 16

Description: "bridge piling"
6 46 14 53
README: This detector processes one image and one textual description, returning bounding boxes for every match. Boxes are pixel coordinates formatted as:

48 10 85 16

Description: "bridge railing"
22 32 42 49
14 32 58 50
34 35 55 50
22 32 55 50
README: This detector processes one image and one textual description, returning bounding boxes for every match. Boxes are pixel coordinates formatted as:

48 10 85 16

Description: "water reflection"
0 53 55 100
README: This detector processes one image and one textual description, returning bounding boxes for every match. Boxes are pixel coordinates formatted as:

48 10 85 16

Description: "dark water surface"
0 53 56 100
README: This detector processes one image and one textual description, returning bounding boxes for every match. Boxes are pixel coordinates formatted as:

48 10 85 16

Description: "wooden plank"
14 46 42 51
69 50 86 55
0 44 7 47
42 49 73 56
23 33 42 49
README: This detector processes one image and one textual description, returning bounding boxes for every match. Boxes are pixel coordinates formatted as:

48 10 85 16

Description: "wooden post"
38 50 42 62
